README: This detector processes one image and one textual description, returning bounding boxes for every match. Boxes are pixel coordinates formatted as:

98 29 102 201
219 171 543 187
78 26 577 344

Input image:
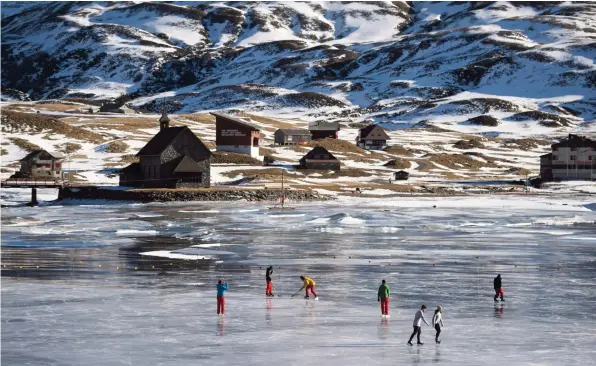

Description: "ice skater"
216 279 228 315
377 279 390 316
297 275 318 300
407 305 429 346
494 274 505 302
432 306 444 344
265 266 274 297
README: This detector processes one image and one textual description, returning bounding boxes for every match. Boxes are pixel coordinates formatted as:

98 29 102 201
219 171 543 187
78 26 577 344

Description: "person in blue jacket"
217 280 228 315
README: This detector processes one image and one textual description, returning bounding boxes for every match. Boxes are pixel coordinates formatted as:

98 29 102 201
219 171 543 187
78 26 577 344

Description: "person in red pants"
216 280 228 315
298 276 318 299
265 266 274 297
377 279 390 317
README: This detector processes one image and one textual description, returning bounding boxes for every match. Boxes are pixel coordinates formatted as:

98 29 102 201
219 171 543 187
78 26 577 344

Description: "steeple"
159 99 170 130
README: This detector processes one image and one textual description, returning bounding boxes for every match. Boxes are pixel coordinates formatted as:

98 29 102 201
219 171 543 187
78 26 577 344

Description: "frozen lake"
2 189 596 365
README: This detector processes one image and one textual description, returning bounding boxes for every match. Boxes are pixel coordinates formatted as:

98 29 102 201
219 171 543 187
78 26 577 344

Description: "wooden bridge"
0 178 116 205
1 178 69 205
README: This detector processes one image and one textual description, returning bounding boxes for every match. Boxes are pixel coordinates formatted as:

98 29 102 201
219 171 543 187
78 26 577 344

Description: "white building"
541 134 596 181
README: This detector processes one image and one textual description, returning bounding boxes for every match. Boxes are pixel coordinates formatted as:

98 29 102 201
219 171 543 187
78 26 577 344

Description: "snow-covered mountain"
2 1 595 135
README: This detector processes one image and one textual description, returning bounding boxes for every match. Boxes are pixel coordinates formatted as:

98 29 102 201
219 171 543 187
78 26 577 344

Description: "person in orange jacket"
298 275 318 300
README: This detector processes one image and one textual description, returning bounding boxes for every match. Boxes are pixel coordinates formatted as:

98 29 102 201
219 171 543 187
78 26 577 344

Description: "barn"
274 129 311 145
299 146 340 171
309 121 340 140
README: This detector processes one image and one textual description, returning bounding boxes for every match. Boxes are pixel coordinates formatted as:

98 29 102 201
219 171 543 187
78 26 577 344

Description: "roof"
540 153 553 158
308 121 340 131
276 128 311 135
359 124 390 140
119 162 140 174
20 149 65 161
136 126 186 156
552 134 596 149
173 155 202 173
210 112 260 131
300 146 338 161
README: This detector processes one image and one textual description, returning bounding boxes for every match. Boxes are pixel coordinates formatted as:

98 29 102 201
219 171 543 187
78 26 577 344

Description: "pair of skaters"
215 271 318 315
266 266 318 299
378 280 444 345
404 274 506 345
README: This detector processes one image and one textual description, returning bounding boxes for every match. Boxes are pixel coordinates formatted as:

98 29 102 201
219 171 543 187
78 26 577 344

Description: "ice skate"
417 342 424 346
314 297 319 301
436 340 441 344
407 341 413 346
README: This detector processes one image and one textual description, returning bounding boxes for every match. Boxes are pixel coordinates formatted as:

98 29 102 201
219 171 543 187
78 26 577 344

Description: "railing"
1 178 67 187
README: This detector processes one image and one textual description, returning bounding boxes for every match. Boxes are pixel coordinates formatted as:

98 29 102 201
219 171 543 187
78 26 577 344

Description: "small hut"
393 170 409 180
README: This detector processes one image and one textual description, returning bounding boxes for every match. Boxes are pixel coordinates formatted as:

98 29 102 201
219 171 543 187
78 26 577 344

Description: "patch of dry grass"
427 153 497 170
1 148 8 156
120 154 139 163
384 144 412 156
84 117 160 133
32 103 83 112
59 142 82 154
453 138 485 149
383 158 411 169
306 138 364 154
1 110 106 143
8 137 40 152
105 140 128 153
502 138 551 150
238 113 298 130
179 114 215 125
505 167 533 176
212 151 263 165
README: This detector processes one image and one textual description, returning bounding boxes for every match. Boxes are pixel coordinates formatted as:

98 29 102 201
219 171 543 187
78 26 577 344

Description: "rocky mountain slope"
2 1 595 137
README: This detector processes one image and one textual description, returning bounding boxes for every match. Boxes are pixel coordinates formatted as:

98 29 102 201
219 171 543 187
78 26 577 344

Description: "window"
570 155 577 161
570 147 576 151
589 156 593 161
552 155 558 160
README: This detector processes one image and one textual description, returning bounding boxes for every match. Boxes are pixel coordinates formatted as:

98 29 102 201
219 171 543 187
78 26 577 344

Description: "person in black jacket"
265 266 274 297
494 274 504 301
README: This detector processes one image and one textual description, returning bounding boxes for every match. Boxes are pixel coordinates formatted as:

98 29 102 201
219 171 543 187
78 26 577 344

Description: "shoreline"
60 187 335 202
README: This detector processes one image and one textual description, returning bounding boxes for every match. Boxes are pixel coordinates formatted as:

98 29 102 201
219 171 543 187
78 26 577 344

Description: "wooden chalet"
393 170 409 180
299 146 340 171
309 121 340 140
17 149 64 179
212 112 260 158
356 124 390 150
274 129 311 145
119 110 211 188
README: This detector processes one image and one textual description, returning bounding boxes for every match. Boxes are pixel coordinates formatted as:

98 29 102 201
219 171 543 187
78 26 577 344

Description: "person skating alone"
494 274 505 302
432 306 444 344
265 266 274 297
407 305 429 346
298 275 318 300
216 280 228 315
377 279 390 317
